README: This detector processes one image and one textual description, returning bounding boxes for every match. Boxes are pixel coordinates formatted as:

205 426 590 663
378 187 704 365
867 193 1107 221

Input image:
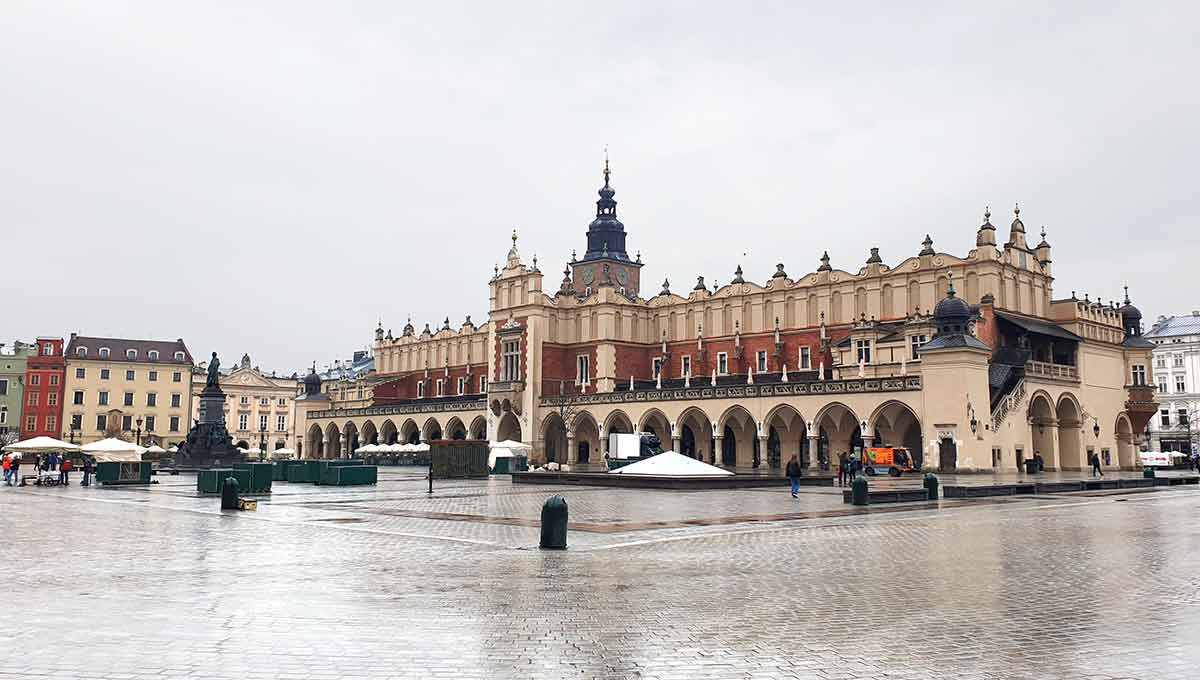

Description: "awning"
994 311 1082 342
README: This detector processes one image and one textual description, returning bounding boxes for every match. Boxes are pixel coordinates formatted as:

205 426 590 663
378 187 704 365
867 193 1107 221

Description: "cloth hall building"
297 164 1158 472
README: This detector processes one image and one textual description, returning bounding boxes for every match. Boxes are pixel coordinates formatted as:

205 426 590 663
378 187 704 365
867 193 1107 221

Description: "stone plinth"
177 384 244 469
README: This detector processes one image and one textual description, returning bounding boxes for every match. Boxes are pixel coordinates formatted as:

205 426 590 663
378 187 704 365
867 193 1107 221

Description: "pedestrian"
847 454 858 484
786 454 802 498
837 452 847 487
1090 452 1103 477
82 457 94 487
11 455 21 486
2 454 10 486
60 457 73 486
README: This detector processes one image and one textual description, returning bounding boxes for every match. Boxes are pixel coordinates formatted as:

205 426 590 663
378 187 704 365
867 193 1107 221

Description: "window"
123 392 134 407
260 397 269 406
1159 376 1169 393
125 369 135 381
238 414 249 431
126 349 137 360
75 368 85 379
240 396 249 405
0 379 6 396
1131 365 1146 386
98 391 109 406
148 350 159 361
1156 357 1166 368
172 371 182 382
45 415 56 432
0 407 6 425
577 355 590 385
357 387 364 400
121 415 132 431
276 414 286 432
259 414 268 431
148 370 157 382
29 374 40 386
77 347 88 357
100 369 110 380
1176 375 1187 393
70 414 82 431
47 393 57 407
417 381 425 398
174 351 185 361
501 340 521 381
145 415 156 432
169 416 180 432
99 348 109 359
73 391 84 405
171 393 181 408
1178 409 1189 427
681 355 692 378
27 392 38 406
799 346 812 370
1160 409 1171 427
479 376 488 393
856 340 872 364
95 414 107 432
277 397 286 406
436 379 445 397
25 415 36 432
756 350 768 373
910 335 928 361
717 352 729 375
49 374 58 386
1174 355 1184 368
42 343 52 356
457 376 466 395
146 393 157 407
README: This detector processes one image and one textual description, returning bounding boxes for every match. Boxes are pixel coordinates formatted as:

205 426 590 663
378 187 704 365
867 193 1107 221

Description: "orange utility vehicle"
860 447 916 477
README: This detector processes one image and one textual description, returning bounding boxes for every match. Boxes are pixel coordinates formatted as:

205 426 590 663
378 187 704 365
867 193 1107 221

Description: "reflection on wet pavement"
2 467 1198 679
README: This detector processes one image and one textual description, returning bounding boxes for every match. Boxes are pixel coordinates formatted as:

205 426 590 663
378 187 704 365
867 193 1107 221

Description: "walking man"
82 457 94 487
837 452 847 487
11 455 21 486
786 455 802 498
1090 452 1103 477
59 457 73 486
2 454 10 486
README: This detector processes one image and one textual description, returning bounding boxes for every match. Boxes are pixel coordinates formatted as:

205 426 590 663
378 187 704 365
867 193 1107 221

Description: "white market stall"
82 438 152 485
489 439 532 473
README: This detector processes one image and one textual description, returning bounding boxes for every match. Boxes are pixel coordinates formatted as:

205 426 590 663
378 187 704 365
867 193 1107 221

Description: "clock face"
581 268 595 285
616 269 629 285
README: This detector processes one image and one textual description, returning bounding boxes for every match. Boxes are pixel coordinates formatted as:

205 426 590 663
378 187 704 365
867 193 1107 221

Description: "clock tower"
569 158 642 297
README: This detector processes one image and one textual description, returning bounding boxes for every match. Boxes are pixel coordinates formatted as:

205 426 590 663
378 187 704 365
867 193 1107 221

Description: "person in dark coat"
1090 452 1103 477
837 452 847 487
82 457 95 487
786 455 802 498
11 455 21 485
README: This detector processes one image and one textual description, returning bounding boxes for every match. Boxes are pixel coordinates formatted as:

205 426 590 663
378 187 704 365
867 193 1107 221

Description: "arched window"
77 346 88 357
148 350 159 361
99 347 110 359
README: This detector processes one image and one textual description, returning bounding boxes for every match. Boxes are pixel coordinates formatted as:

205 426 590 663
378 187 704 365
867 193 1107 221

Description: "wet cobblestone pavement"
3 468 1199 679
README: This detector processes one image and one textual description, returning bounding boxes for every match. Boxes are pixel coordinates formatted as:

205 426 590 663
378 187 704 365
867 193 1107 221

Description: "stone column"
566 433 576 465
807 433 821 470
672 435 682 455
757 434 768 469
714 435 724 466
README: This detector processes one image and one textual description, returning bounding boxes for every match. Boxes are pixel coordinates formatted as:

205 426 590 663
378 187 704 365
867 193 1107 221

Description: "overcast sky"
4 2 1197 374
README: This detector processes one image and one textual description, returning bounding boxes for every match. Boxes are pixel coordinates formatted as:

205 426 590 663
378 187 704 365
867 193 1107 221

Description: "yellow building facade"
190 353 299 452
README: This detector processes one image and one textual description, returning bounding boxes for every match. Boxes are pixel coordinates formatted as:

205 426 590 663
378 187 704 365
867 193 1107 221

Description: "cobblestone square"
3 470 1199 679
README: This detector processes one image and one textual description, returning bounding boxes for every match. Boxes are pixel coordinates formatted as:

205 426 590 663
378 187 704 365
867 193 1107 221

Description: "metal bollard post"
923 472 939 500
539 495 568 549
221 476 240 510
851 475 869 506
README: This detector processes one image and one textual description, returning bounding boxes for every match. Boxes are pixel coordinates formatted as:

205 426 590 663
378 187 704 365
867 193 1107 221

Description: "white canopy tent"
271 447 296 459
81 438 145 464
2 436 80 455
355 443 381 454
489 440 532 470
143 445 166 454
610 451 733 477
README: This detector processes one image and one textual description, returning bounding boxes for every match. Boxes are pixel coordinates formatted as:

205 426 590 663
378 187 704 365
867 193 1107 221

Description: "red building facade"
22 337 66 441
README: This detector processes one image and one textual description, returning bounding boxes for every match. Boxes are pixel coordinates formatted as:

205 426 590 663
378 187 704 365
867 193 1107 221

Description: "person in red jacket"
59 457 73 485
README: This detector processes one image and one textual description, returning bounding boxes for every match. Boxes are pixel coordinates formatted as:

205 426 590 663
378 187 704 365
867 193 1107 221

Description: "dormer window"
148 350 159 361
77 347 88 357
174 351 185 361
126 349 137 360
99 347 110 359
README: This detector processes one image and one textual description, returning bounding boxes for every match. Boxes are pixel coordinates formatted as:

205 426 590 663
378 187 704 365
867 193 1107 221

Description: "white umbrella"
168 445 179 453
355 443 379 454
490 439 531 451
3 436 80 454
243 447 263 455
144 445 166 454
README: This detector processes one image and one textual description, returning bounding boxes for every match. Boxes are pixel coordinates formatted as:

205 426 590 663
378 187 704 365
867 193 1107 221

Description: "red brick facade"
610 328 844 382
373 363 484 403
22 338 65 440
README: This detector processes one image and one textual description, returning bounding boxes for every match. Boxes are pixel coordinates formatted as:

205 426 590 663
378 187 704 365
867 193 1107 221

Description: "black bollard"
923 472 939 500
539 495 568 549
220 476 240 510
851 475 869 506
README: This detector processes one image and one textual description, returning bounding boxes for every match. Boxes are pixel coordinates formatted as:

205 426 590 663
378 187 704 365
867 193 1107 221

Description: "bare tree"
542 379 582 462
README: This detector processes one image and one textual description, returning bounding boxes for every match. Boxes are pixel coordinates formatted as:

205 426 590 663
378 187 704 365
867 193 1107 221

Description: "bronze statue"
206 352 221 387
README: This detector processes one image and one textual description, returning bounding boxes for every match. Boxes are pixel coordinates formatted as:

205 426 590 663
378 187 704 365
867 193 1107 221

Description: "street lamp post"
135 416 143 446
69 423 78 444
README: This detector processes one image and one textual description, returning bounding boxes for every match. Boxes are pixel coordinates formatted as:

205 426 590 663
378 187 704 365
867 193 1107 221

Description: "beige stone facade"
62 335 194 446
298 168 1157 471
191 354 299 452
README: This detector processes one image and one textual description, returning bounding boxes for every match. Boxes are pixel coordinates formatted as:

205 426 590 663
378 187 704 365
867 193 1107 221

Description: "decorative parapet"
311 397 486 420
539 376 921 407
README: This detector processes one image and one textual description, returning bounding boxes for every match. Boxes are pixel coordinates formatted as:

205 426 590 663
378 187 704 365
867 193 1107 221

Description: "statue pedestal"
177 384 245 469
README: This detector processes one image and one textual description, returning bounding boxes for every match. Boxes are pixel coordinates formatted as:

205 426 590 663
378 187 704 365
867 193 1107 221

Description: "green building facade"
0 341 33 443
